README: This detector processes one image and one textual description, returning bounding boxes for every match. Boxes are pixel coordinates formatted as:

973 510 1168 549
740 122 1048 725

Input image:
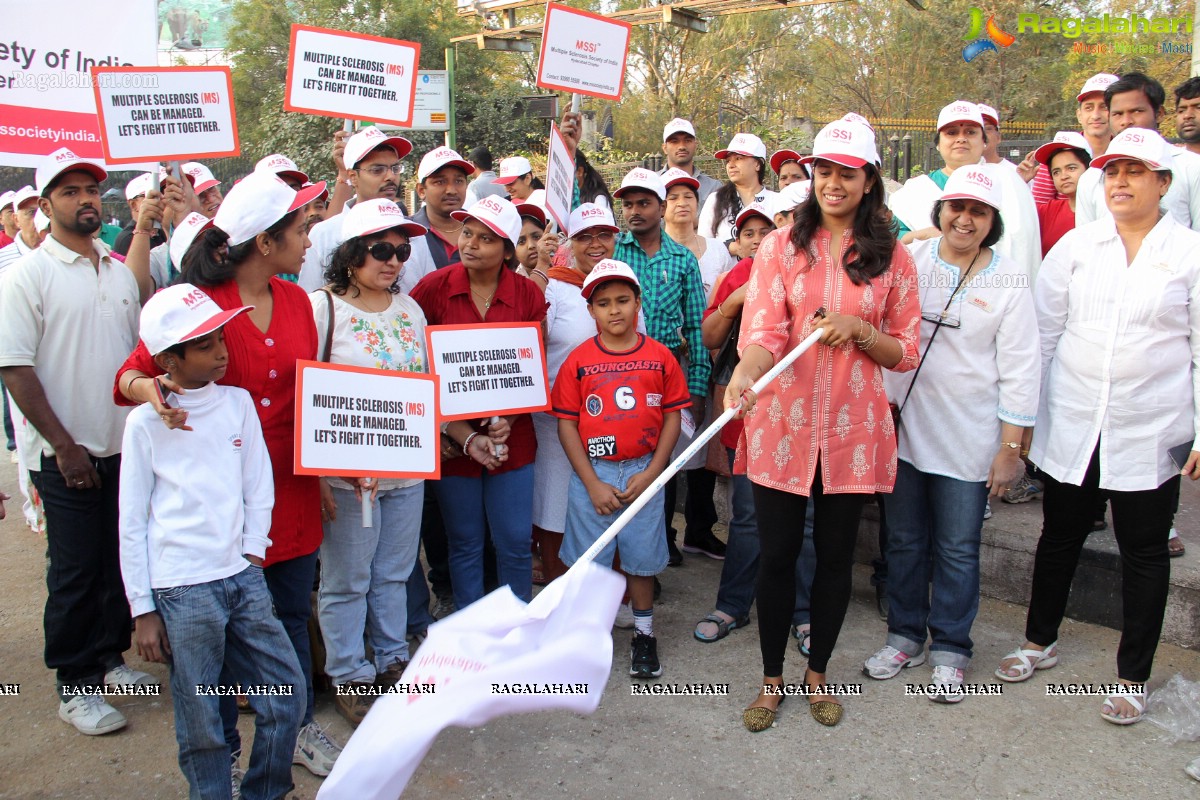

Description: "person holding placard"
410 196 548 609
113 172 170 257
298 127 413 292
309 199 434 726
697 133 778 264
113 171 346 778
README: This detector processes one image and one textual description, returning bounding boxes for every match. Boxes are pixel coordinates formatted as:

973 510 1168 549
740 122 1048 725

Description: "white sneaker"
58 694 127 735
613 603 635 629
294 721 342 776
930 665 965 704
863 645 926 680
104 664 159 688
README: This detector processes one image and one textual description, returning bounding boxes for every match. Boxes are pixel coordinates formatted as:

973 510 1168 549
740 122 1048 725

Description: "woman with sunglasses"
309 199 436 726
726 120 921 732
862 166 1037 703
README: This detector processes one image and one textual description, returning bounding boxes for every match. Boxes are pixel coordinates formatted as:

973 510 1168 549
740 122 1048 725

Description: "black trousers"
1025 444 1177 683
753 467 867 676
663 468 719 542
30 453 131 696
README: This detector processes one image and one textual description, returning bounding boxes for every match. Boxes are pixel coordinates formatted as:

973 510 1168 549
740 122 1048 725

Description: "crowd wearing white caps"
5 66 1200 791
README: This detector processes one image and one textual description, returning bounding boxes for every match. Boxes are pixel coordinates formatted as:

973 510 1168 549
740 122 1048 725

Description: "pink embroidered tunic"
735 227 921 495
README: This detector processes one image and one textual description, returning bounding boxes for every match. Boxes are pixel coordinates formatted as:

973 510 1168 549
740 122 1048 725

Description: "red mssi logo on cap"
962 170 994 189
581 206 606 219
56 150 78 162
180 287 209 308
1123 132 1146 145
826 126 854 142
378 202 402 216
265 155 295 169
478 196 505 214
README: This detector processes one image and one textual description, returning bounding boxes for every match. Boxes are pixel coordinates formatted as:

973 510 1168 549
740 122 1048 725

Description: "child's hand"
587 481 622 515
134 612 171 664
616 468 660 505
245 555 263 566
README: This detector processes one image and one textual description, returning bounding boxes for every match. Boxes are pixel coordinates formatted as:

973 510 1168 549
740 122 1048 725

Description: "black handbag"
709 310 741 387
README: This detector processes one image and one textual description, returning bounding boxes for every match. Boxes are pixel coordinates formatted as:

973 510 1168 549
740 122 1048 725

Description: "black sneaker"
630 633 662 679
667 539 683 567
682 530 727 560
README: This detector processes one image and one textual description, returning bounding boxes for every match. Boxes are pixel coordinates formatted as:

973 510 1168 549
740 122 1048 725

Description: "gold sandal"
805 670 843 727
743 686 785 732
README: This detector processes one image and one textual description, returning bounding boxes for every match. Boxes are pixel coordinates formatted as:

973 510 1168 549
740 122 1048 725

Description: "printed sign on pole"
544 122 574 232
294 361 440 479
535 2 631 102
285 24 421 127
91 66 238 164
410 71 450 131
425 323 550 421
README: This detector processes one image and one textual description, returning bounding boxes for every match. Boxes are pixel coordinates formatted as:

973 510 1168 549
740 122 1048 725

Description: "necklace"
429 219 464 235
353 290 392 314
471 286 497 312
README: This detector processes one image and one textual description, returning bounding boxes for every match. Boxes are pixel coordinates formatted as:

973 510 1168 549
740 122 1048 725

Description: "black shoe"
681 530 727 560
667 539 683 567
875 583 888 621
630 633 662 679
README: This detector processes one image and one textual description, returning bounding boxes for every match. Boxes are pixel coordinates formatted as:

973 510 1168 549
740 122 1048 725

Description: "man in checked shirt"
612 167 726 567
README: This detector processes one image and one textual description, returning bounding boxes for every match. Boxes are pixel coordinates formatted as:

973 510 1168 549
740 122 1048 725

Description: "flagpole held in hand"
571 316 826 569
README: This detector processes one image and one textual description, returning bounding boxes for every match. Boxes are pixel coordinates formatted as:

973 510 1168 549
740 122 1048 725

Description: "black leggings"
753 468 868 676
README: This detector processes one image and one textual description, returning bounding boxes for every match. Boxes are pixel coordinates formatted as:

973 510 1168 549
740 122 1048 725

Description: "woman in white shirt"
863 165 1038 702
697 133 777 264
995 128 1200 725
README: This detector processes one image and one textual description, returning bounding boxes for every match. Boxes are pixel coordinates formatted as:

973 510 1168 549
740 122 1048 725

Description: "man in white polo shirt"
658 118 721 207
0 148 156 736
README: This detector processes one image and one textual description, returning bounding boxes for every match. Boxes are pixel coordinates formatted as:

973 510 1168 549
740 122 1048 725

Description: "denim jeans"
154 566 304 800
883 460 987 668
318 483 423 683
714 451 815 623
434 463 534 608
263 551 318 726
29 453 131 696
405 555 436 636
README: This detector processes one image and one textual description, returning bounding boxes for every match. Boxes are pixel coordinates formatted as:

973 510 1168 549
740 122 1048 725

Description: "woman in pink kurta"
728 120 921 732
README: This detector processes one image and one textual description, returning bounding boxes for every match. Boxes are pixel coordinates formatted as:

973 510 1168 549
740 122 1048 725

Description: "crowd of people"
3 68 1200 796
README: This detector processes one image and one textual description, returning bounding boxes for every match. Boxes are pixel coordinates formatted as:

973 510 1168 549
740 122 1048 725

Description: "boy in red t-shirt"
552 259 689 679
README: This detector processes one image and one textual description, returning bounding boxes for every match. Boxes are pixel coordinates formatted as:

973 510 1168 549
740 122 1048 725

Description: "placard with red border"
535 2 631 102
90 66 239 165
285 24 421 127
425 323 550 421
294 360 440 479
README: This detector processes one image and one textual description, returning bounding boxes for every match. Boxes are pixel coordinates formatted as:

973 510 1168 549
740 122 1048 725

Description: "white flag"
317 560 624 799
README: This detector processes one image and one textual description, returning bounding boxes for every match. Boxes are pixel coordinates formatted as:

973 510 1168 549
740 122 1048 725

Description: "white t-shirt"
298 210 346 292
1077 148 1200 232
697 187 778 246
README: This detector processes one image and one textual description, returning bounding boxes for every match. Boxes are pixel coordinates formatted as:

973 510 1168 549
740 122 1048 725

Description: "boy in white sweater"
119 283 304 800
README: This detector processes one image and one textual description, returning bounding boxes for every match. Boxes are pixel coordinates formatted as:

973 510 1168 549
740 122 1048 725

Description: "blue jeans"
318 484 423 684
883 460 987 668
714 450 815 622
434 463 534 608
264 551 318 726
155 566 304 800
406 555 436 636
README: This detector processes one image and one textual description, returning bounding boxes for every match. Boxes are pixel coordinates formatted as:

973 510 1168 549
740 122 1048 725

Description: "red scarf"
546 266 584 287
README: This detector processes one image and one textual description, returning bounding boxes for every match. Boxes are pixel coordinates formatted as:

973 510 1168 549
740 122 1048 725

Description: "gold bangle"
1000 441 1021 449
716 301 734 320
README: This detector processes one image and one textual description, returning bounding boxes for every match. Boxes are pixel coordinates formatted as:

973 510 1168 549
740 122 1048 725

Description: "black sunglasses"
367 241 411 263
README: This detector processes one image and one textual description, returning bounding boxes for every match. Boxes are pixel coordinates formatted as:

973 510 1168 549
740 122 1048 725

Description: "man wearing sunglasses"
400 147 477 293
298 127 413 291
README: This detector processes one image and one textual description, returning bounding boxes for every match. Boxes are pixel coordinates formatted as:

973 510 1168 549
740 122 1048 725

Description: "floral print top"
734 227 921 496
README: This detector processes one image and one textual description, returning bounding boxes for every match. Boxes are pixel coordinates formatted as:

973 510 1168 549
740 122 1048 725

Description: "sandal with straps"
1101 688 1146 725
994 642 1058 683
694 612 750 643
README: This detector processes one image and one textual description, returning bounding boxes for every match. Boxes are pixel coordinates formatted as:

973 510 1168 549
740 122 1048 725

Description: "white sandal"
1101 689 1145 725
994 642 1059 683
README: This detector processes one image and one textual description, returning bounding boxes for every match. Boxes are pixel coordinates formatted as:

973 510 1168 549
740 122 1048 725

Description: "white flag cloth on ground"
317 561 625 800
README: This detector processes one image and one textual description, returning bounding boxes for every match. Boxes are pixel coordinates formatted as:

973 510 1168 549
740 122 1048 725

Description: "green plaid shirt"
614 231 711 396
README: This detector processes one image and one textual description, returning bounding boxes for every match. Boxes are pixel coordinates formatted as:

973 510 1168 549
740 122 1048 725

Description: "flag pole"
571 320 826 568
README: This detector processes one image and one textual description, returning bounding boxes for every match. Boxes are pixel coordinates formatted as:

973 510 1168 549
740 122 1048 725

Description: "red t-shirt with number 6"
551 333 690 461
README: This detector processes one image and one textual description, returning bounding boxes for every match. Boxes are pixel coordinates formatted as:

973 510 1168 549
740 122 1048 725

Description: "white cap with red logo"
450 195 522 246
340 198 427 242
662 118 697 141
36 147 107 196
494 156 533 185
800 121 880 169
715 133 767 160
343 128 413 171
936 101 984 132
255 154 310 185
566 202 619 238
773 180 811 216
11 185 39 212
661 167 700 192
182 162 220 194
139 282 253 356
940 164 1003 212
214 170 327 246
978 104 1000 127
125 172 155 201
614 168 666 201
169 213 215 269
1077 73 1119 102
417 146 475 182
769 149 803 176
581 258 640 301
1033 131 1094 166
735 201 774 231
1091 127 1174 172
0 191 14 213
841 112 874 131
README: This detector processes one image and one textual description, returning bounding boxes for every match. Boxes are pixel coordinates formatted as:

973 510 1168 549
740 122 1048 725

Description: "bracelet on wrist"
1000 441 1021 450
716 301 733 320
462 431 481 457
131 229 153 237
530 268 549 283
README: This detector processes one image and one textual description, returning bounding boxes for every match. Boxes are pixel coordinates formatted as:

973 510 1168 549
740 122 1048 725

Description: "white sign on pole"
294 361 440 479
535 2 631 102
285 24 421 127
91 66 238 164
410 70 450 132
425 323 550 421
0 0 157 168
544 123 574 232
